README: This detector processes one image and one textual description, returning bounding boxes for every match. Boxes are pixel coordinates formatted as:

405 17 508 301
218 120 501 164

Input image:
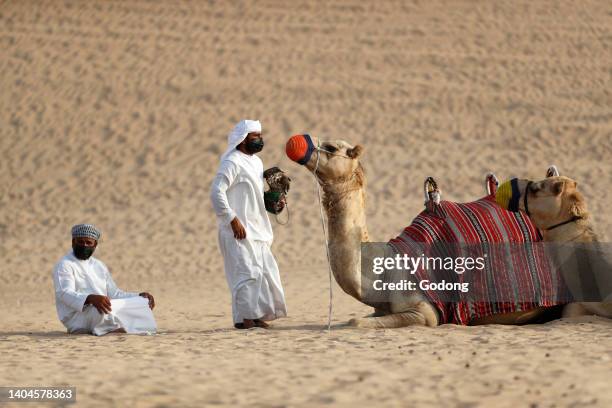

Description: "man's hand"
86 294 112 314
230 217 246 240
139 292 155 309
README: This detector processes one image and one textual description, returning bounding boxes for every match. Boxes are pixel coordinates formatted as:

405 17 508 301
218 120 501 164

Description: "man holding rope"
210 120 287 329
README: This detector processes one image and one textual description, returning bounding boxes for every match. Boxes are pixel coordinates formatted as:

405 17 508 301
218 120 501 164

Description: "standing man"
210 119 287 329
52 224 156 335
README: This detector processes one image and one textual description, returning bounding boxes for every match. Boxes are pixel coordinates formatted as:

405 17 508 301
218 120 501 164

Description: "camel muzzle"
495 178 522 212
286 134 316 165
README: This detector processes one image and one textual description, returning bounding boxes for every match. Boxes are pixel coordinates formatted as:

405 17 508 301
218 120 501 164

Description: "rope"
274 201 290 225
313 141 334 332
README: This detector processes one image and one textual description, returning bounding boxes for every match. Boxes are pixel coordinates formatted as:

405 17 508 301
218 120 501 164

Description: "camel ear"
546 165 560 178
347 145 364 159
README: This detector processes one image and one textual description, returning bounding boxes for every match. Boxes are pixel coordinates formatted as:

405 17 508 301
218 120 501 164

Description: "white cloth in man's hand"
109 297 156 334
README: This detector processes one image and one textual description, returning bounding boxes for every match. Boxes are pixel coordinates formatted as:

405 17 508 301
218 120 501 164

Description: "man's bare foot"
242 319 255 329
254 319 269 328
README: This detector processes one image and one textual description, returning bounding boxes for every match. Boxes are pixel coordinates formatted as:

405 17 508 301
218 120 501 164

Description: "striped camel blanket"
388 193 570 325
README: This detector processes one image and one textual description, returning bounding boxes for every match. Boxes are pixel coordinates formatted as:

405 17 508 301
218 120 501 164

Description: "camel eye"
552 181 564 196
528 183 540 193
322 144 338 153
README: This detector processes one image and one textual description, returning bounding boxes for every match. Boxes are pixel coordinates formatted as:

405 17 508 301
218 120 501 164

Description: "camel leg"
372 308 387 317
360 310 384 319
583 302 612 318
562 302 589 318
349 302 439 328
349 310 426 328
564 302 612 318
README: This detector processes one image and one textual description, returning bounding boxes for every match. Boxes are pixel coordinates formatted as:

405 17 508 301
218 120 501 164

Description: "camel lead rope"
313 141 333 332
317 180 333 332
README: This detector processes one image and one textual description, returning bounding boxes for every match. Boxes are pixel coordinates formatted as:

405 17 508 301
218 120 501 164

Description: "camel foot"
562 303 589 318
348 311 429 329
564 302 612 319
348 317 373 328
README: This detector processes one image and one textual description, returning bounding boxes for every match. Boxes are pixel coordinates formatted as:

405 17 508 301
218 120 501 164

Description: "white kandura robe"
52 252 157 335
210 148 287 324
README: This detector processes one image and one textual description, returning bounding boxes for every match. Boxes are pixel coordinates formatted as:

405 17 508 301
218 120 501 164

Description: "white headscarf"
220 119 262 162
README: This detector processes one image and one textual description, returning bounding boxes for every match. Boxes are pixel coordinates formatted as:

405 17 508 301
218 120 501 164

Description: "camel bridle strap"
522 180 584 231
313 142 353 178
523 181 533 217
313 140 359 186
317 147 351 159
546 216 583 231
507 178 522 212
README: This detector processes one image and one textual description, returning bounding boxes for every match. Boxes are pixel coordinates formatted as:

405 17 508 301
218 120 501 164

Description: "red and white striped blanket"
388 195 569 325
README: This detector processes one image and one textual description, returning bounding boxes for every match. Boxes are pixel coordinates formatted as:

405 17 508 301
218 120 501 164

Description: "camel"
285 134 562 328
496 168 612 318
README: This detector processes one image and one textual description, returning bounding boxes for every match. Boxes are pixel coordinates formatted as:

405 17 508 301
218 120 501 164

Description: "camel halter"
523 181 533 217
523 180 583 231
312 145 352 179
546 216 583 231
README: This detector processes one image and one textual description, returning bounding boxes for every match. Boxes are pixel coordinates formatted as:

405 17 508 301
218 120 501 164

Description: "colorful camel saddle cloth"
387 195 571 325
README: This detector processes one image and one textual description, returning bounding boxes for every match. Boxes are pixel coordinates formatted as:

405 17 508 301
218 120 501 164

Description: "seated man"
52 224 157 335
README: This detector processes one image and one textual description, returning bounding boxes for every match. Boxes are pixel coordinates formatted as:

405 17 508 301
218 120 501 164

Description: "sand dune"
1 0 611 406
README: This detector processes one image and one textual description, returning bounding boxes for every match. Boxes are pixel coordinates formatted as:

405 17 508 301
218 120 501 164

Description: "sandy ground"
1 0 611 406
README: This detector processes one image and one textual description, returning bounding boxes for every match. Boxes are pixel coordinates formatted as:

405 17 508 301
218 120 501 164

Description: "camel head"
286 134 364 185
496 167 589 231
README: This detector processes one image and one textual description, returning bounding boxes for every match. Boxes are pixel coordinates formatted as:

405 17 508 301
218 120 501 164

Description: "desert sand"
1 0 611 406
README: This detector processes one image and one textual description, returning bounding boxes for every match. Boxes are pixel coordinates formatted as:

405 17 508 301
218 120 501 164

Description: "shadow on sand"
157 323 352 336
0 331 70 338
0 323 356 338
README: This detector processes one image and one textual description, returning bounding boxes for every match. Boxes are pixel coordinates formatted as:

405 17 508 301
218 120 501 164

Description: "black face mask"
244 138 264 154
73 245 95 260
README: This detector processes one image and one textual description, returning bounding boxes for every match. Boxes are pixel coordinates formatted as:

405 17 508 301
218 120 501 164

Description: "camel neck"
319 180 369 301
321 181 369 241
